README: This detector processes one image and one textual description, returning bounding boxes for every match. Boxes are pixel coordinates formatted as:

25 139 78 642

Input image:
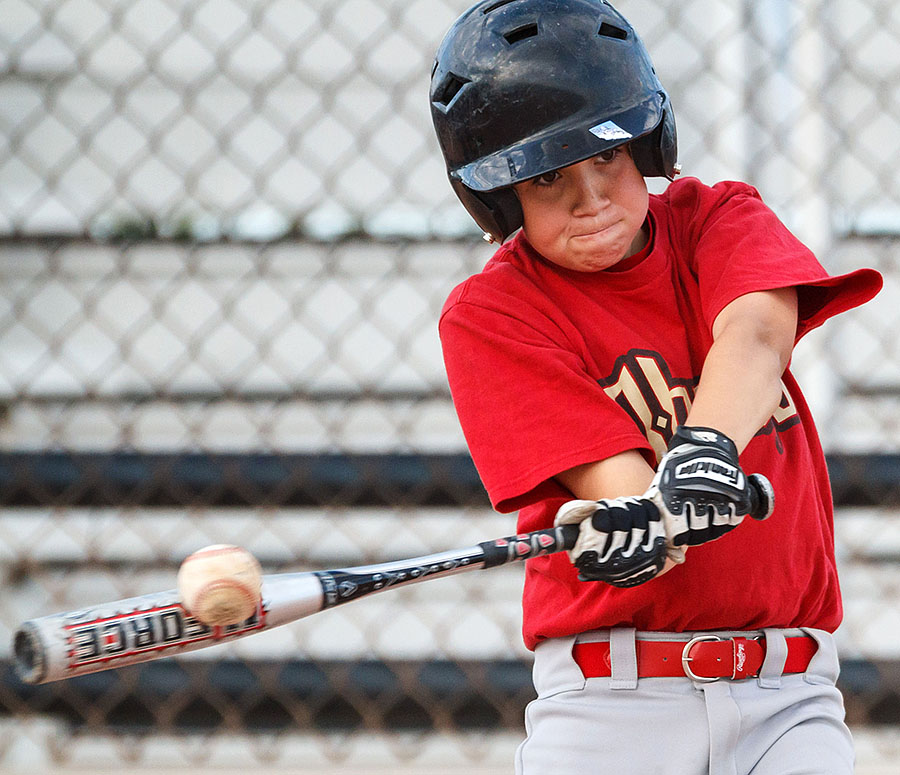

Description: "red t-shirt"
439 177 882 650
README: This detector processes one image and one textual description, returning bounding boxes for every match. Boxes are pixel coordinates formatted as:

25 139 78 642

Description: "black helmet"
430 0 678 242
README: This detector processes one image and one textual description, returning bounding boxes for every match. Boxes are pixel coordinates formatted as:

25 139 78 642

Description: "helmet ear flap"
451 178 523 243
630 104 678 179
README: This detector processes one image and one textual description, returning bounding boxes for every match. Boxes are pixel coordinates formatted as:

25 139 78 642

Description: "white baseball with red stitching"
177 544 262 627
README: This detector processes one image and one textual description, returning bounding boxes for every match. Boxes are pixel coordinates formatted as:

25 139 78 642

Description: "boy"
430 1 883 773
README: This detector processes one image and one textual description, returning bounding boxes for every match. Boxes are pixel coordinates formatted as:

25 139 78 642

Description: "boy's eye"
597 147 621 162
533 171 561 186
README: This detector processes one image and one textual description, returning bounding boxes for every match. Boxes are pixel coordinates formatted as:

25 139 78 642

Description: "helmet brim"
454 92 665 193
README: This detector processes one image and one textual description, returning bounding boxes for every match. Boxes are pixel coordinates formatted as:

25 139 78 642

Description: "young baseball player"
430 1 883 773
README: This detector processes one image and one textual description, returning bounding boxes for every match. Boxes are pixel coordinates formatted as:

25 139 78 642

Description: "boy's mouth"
572 221 619 239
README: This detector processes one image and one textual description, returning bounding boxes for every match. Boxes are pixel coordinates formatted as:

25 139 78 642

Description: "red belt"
573 635 818 682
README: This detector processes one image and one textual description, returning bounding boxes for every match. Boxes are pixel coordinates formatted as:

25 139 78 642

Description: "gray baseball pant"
515 627 853 775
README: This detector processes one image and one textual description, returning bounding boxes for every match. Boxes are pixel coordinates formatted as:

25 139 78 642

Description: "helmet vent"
503 23 538 45
433 73 470 108
598 22 628 40
483 0 518 13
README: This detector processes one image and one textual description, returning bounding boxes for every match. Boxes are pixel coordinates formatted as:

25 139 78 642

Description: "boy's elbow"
754 315 796 375
714 288 799 374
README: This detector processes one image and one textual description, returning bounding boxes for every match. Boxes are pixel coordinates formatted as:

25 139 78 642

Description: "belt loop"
537 635 586 696
800 628 837 685
758 628 787 689
609 627 638 690
702 681 740 775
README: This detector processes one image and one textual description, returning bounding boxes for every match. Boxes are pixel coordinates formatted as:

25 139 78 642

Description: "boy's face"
513 146 649 272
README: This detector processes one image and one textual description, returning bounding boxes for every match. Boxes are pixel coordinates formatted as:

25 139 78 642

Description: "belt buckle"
681 634 723 682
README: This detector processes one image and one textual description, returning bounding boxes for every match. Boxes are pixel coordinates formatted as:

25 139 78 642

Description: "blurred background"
0 0 898 772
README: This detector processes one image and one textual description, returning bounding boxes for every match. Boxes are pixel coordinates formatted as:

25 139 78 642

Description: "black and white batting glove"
645 425 775 555
554 497 668 588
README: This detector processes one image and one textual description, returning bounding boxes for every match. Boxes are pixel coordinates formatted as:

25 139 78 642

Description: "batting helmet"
430 0 679 243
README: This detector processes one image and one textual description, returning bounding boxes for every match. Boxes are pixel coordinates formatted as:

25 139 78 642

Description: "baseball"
177 544 262 627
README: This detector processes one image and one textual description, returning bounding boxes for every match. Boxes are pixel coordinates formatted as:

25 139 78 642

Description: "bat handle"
558 522 580 549
475 476 771 571
748 473 775 521
479 524 581 568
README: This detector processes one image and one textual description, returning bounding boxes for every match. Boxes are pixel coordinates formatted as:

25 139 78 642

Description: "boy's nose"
571 173 609 214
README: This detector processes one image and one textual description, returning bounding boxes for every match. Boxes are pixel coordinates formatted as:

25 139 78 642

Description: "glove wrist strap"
670 425 738 459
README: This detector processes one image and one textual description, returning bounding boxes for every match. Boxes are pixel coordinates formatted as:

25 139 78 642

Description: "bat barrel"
11 574 327 685
10 590 266 685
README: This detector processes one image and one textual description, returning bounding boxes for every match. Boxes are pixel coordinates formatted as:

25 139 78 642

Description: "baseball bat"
13 474 773 685
13 523 580 685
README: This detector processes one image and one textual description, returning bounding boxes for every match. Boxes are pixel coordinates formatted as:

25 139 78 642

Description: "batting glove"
645 425 775 554
554 497 668 588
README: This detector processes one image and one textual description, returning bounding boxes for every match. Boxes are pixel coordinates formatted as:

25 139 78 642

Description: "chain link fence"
1 0 899 771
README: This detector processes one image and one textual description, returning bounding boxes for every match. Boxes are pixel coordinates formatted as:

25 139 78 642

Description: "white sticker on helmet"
589 121 633 141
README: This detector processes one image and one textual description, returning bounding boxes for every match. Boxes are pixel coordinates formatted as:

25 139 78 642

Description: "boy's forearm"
686 289 798 452
555 449 656 501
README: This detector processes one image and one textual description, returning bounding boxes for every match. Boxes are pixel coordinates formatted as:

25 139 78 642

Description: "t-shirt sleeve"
439 290 652 513
674 180 882 339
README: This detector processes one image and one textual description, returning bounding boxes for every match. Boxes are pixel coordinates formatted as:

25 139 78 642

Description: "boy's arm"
557 287 798 500
686 286 798 452
556 451 681 582
555 449 655 501
554 287 796 584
